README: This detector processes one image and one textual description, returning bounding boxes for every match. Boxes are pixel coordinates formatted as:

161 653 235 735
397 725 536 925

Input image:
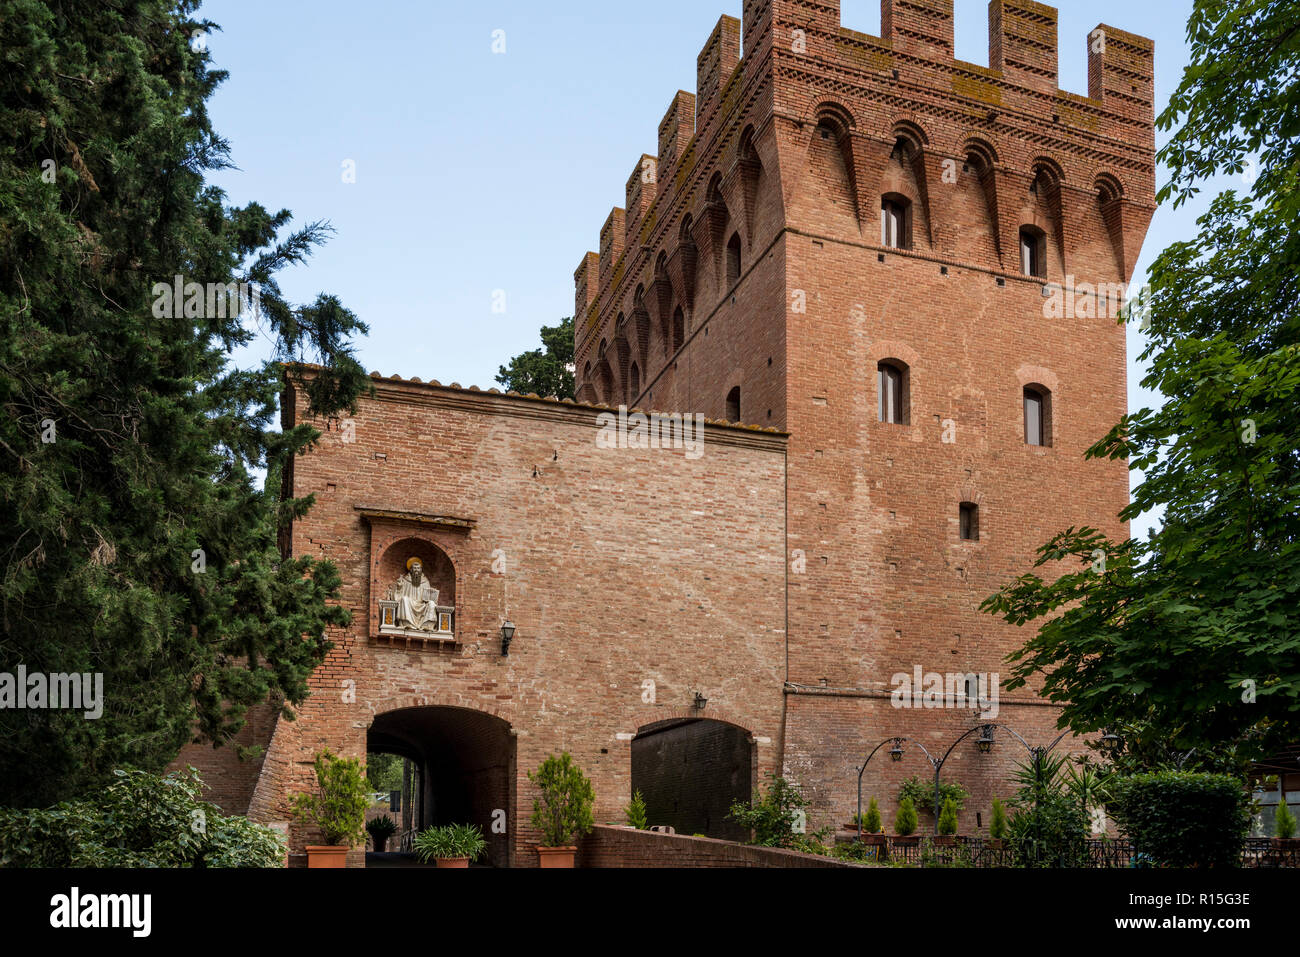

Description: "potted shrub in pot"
855 797 887 861
412 823 487 869
891 796 920 850
366 814 397 853
290 749 371 868
987 798 1010 849
857 797 887 844
934 797 960 846
528 751 595 867
1274 799 1297 859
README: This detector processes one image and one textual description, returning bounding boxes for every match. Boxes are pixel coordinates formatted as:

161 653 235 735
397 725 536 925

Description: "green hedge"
0 767 284 867
1110 771 1251 868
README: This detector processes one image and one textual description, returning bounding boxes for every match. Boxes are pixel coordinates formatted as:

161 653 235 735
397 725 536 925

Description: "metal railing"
849 835 1297 868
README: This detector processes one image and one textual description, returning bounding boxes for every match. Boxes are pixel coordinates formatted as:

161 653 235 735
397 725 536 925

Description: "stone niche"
358 507 472 650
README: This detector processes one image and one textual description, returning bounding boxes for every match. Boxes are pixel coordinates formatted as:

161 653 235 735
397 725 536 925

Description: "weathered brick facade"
572 0 1154 840
179 378 789 866
176 0 1155 864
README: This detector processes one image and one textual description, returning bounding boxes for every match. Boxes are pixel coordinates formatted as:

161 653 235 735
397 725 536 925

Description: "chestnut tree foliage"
982 0 1300 761
0 0 368 805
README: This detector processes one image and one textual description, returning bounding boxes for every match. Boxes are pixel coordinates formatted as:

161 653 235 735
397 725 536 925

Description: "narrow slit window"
881 199 908 249
960 503 979 541
1024 386 1050 446
726 386 741 423
1020 227 1046 278
878 362 905 424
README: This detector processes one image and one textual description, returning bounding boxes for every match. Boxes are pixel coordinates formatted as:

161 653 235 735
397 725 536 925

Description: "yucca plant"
366 814 397 852
412 823 486 863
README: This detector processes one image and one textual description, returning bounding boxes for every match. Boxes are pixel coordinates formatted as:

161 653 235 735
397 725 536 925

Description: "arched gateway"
367 706 515 868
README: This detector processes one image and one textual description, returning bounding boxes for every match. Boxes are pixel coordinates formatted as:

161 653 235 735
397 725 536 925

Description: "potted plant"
366 814 397 853
934 796 959 846
412 823 486 869
528 752 595 867
892 796 919 848
290 749 371 868
857 797 887 845
1274 799 1297 850
624 789 648 830
987 798 1010 849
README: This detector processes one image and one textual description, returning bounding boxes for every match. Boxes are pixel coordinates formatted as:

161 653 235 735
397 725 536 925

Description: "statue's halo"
405 556 424 570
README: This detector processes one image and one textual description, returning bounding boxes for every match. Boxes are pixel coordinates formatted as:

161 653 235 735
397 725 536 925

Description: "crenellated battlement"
573 0 1156 395
697 16 742 130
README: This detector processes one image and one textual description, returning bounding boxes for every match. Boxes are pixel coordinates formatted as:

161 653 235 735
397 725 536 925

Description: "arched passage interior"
367 706 514 867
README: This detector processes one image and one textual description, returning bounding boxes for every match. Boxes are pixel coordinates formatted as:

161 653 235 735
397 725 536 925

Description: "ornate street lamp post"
855 737 905 841
911 725 995 834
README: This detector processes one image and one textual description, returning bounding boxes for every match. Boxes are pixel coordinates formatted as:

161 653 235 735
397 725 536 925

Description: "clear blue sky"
201 0 1239 538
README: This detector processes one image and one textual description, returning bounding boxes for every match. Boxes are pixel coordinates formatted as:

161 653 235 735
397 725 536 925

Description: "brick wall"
577 824 858 868
211 377 788 866
571 0 1155 836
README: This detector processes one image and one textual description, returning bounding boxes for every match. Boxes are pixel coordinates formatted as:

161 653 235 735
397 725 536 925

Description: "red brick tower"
573 0 1156 830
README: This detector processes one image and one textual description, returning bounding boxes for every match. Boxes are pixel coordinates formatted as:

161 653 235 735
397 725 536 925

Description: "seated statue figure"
388 557 441 631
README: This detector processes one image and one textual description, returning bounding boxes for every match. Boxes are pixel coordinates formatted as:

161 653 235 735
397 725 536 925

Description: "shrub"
624 789 648 830
727 773 809 848
937 797 959 836
412 823 486 862
1008 790 1089 867
1110 772 1252 867
989 798 1010 841
832 840 873 862
861 797 883 833
1276 801 1298 840
0 767 283 868
290 749 371 847
528 752 595 847
899 776 968 817
894 796 918 836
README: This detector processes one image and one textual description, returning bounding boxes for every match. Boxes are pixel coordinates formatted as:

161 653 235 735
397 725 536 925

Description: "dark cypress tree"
0 0 369 805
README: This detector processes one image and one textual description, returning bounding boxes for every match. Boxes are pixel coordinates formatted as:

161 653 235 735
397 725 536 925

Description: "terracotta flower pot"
306 845 349 868
932 835 958 847
536 845 577 868
860 833 888 846
891 835 919 846
435 856 470 868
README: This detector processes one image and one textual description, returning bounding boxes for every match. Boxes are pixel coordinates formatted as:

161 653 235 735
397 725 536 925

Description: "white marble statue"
388 557 441 631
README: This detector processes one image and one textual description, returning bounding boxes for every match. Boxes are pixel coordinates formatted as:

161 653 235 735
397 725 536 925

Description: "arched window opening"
1019 226 1046 278
726 386 741 423
881 195 911 249
1024 385 1052 446
877 360 909 424
726 233 742 285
